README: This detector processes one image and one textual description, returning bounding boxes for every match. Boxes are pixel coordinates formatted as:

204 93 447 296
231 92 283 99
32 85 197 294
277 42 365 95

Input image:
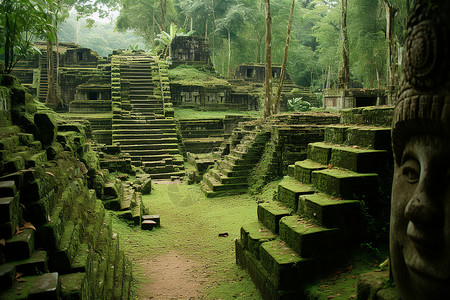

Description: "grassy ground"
111 181 274 299
174 108 263 120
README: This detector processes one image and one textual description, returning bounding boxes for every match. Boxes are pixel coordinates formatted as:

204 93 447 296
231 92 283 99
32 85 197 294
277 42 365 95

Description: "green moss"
168 65 231 88
174 108 263 119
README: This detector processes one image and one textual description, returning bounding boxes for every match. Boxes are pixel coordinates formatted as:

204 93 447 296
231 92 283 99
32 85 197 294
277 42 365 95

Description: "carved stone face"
390 135 450 299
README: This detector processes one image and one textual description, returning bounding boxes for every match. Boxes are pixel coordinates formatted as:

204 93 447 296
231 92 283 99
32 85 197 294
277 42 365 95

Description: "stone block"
279 216 342 258
346 127 391 150
0 263 15 290
299 193 361 231
49 221 79 273
15 250 48 276
5 228 35 261
0 196 19 223
357 271 400 300
60 272 86 300
142 215 160 227
330 146 388 173
34 112 58 147
0 221 15 240
18 133 35 146
307 142 334 165
0 171 25 189
324 125 350 144
277 176 315 211
240 222 277 259
28 272 61 300
259 239 312 289
24 190 55 226
257 202 291 234
294 159 327 184
311 168 379 200
141 220 157 230
26 151 48 168
141 178 152 195
3 155 25 173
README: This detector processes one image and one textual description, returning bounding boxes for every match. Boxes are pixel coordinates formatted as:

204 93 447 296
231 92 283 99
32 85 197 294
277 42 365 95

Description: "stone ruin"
170 35 211 67
323 88 393 110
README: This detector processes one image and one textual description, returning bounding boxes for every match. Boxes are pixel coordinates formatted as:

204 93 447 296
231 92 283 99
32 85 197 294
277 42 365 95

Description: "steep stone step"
112 123 175 130
4 228 35 261
115 137 177 146
240 222 277 260
279 215 342 259
0 195 21 239
148 171 185 180
48 221 80 274
307 142 333 165
277 176 315 211
120 143 179 151
330 146 389 173
298 193 361 233
13 250 48 276
203 173 248 192
293 159 327 184
0 272 61 299
60 272 86 299
209 168 248 185
311 168 379 200
257 202 291 234
124 149 179 156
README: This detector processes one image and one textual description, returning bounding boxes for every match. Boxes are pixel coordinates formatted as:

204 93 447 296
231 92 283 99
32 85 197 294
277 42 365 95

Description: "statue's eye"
402 159 420 184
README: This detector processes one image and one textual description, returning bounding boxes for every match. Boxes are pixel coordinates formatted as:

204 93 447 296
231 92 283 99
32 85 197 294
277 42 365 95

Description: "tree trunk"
273 0 295 115
338 0 349 89
160 0 167 32
46 37 57 107
264 0 272 118
205 19 208 39
326 65 331 89
227 29 231 76
384 0 398 88
256 33 263 64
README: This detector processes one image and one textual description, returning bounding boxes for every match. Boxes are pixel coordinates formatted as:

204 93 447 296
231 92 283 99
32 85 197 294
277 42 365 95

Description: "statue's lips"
404 222 449 280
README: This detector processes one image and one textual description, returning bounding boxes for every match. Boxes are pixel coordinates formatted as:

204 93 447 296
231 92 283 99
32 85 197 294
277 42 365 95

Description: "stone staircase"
112 54 184 180
0 128 133 299
236 124 392 299
201 120 270 197
37 49 57 103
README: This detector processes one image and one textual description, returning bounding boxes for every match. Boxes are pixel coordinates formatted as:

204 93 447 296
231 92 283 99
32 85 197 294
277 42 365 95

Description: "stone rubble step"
4 228 35 262
240 222 277 260
307 142 334 165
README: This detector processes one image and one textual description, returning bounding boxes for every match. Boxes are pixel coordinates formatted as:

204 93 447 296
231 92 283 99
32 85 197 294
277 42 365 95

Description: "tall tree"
273 0 295 115
338 0 349 89
264 0 272 118
383 0 398 88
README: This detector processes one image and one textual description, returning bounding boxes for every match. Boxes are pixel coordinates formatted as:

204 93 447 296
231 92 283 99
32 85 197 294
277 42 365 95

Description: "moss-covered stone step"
4 228 35 262
203 173 247 192
200 181 247 198
279 215 342 259
25 189 56 226
0 263 15 290
115 137 178 146
13 250 48 276
0 272 61 299
209 168 247 185
113 133 177 141
240 222 277 260
48 221 80 274
330 146 389 173
307 142 334 165
0 180 17 197
124 148 179 156
324 125 351 144
346 127 391 150
112 123 175 130
0 195 20 239
311 168 379 200
277 176 315 211
120 143 179 151
70 243 89 273
216 167 249 179
293 159 327 184
217 159 251 172
260 239 313 291
257 202 291 234
35 204 64 250
298 193 361 230
148 171 185 180
60 272 87 300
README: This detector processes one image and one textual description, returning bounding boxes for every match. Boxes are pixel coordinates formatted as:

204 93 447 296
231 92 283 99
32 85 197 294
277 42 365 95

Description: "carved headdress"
392 0 450 164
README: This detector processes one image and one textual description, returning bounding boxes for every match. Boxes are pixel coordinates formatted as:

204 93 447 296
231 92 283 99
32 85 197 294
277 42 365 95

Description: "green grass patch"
111 181 267 299
168 65 231 88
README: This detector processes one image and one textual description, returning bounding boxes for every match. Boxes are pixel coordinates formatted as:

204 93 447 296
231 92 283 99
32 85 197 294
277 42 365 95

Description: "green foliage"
154 23 194 57
0 0 55 73
168 65 230 87
287 97 311 112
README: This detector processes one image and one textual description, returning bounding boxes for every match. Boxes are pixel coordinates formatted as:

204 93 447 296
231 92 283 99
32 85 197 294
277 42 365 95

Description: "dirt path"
139 252 208 299
114 181 272 299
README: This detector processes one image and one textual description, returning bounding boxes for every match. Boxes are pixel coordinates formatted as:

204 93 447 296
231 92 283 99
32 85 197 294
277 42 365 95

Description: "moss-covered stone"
293 159 327 184
241 222 277 259
257 202 291 234
279 215 342 259
346 127 391 150
277 176 315 211
307 142 333 164
330 146 388 173
34 112 58 147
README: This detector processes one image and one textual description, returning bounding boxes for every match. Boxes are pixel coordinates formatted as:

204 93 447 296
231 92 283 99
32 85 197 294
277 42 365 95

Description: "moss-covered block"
35 205 64 250
277 176 315 211
260 239 311 289
293 159 327 184
241 222 277 259
299 193 361 230
49 221 79 273
324 125 351 144
0 195 19 224
5 228 34 261
15 250 48 276
60 272 86 300
25 189 55 226
257 202 291 234
311 168 379 200
307 142 333 164
279 216 342 259
0 262 15 290
0 180 17 197
346 127 391 150
330 146 388 173
34 112 58 147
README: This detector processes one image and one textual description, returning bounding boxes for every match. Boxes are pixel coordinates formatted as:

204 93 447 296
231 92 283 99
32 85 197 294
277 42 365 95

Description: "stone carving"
390 1 450 299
